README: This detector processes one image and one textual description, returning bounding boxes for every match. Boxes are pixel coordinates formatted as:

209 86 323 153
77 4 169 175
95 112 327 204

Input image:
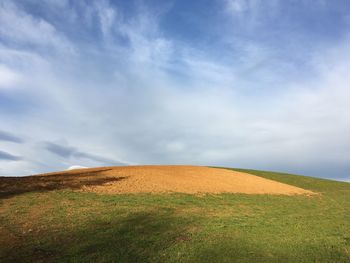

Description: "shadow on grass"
2 210 194 263
1 206 349 262
190 237 350 263
0 168 126 199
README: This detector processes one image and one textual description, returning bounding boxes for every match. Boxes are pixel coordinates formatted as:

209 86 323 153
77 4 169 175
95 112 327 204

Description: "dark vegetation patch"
0 168 126 199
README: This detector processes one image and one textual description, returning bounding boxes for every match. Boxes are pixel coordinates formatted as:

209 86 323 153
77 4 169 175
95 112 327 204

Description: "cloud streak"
0 1 74 53
0 150 21 161
0 130 23 143
44 142 128 166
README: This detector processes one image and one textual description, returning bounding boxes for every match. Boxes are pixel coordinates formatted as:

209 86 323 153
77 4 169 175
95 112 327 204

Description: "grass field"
1 168 349 262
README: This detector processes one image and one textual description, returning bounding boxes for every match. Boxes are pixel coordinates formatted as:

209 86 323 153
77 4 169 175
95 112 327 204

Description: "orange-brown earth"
0 165 314 196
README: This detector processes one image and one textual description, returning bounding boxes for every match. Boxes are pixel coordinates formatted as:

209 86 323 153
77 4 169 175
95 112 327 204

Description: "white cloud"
0 64 22 88
226 0 252 13
95 0 117 38
223 0 281 31
66 165 88 170
0 2 74 53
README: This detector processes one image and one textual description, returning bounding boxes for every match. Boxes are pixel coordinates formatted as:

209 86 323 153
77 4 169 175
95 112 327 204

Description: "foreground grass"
0 168 349 262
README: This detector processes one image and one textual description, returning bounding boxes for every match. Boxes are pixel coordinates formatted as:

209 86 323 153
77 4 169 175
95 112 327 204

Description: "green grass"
1 168 349 262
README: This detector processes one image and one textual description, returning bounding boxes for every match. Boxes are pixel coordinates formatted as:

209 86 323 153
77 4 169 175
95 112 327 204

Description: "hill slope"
0 165 313 196
0 167 349 262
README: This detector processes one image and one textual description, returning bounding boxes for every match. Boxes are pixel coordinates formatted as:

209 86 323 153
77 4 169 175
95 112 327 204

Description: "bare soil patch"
0 166 315 196
32 165 314 195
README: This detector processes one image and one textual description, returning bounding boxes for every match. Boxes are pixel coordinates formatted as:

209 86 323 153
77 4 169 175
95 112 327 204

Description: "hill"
0 165 313 196
0 166 349 262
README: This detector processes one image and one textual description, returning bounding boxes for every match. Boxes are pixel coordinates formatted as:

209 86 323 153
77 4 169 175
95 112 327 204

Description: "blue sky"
0 0 350 181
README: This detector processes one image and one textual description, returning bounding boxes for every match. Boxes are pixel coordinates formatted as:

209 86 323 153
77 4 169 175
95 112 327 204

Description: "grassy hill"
0 168 349 262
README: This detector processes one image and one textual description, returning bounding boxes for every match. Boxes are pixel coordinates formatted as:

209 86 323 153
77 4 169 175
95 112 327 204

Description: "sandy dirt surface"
36 165 313 195
0 165 314 196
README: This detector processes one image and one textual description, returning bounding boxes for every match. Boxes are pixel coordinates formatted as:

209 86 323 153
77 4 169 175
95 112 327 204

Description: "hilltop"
0 166 349 262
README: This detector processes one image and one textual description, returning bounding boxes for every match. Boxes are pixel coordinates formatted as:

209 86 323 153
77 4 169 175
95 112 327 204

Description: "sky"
0 0 350 181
